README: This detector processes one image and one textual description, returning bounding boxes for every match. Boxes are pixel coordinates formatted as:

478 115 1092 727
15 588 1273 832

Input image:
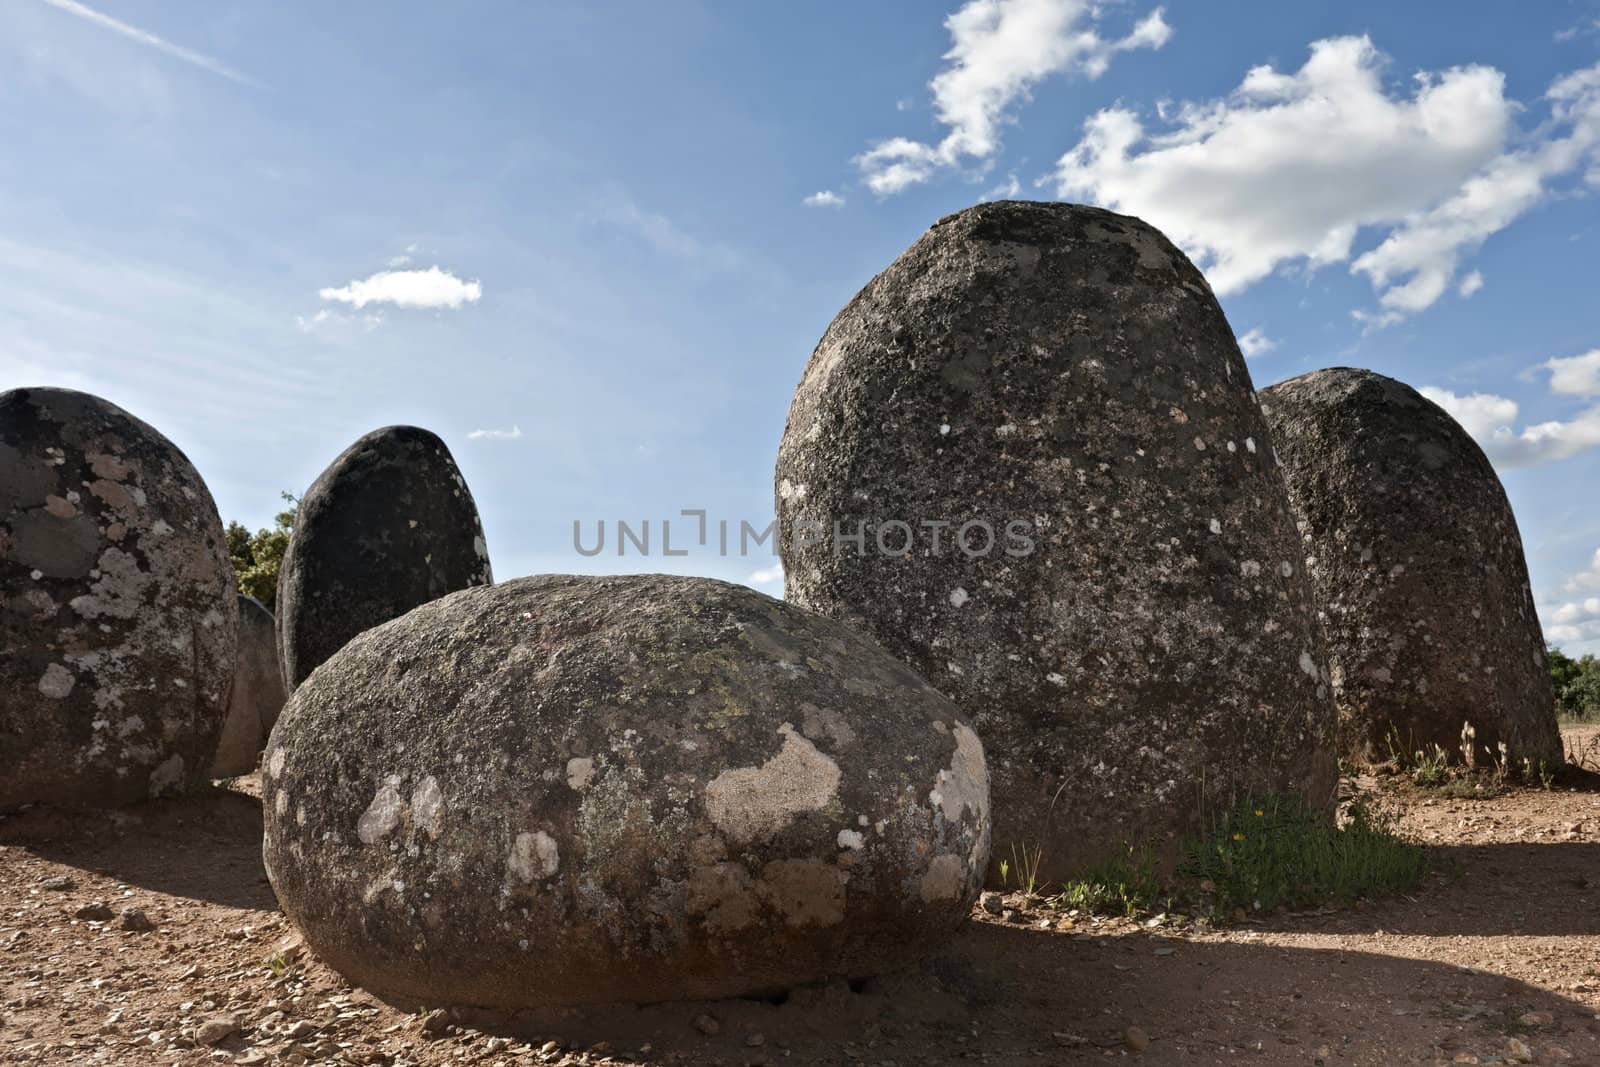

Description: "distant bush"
227 492 298 612
1549 646 1600 721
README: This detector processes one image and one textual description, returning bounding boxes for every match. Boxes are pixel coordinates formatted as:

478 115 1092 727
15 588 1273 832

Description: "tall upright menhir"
276 425 493 690
776 200 1339 882
1260 368 1562 768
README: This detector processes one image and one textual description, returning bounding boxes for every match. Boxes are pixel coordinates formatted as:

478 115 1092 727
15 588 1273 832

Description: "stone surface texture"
262 574 990 1009
775 200 1338 881
1260 367 1561 765
0 386 237 808
276 425 492 689
210 594 286 778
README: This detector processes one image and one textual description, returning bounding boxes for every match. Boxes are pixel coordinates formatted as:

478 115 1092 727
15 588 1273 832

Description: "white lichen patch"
837 829 865 850
147 754 184 797
760 858 846 927
799 704 856 748
68 548 150 620
411 776 445 838
704 724 841 845
929 724 988 824
357 781 405 845
566 756 595 791
948 586 969 608
267 748 286 778
686 862 760 935
918 853 966 902
37 663 75 699
508 830 560 882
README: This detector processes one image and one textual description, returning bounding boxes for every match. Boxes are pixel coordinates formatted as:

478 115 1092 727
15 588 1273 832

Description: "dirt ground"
5 728 1600 1067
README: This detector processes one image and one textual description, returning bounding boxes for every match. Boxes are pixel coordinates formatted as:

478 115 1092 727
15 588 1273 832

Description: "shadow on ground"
0 785 275 911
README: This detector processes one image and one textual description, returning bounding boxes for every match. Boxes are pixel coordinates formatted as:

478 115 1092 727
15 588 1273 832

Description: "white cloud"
1556 18 1600 43
318 266 482 311
1237 327 1276 358
981 173 1023 201
294 307 383 334
1419 387 1519 441
803 190 846 208
858 0 1170 195
748 565 784 587
1457 270 1484 298
1421 385 1600 468
33 0 261 87
1562 548 1600 594
1542 558 1600 646
1052 38 1600 322
1543 348 1600 396
467 425 523 442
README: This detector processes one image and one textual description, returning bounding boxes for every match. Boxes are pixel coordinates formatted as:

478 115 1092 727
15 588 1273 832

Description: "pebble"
1124 1025 1150 1053
73 901 113 921
39 876 74 891
118 906 155 932
195 1015 239 1046
979 892 1005 915
746 1033 767 1047
1505 1036 1533 1063
417 1008 450 1035
1518 1010 1553 1026
694 1014 721 1036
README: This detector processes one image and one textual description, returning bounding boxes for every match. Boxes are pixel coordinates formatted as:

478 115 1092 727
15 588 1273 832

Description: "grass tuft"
1054 845 1165 917
1177 794 1427 917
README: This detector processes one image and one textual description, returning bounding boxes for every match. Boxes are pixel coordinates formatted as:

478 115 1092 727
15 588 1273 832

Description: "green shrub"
227 492 298 611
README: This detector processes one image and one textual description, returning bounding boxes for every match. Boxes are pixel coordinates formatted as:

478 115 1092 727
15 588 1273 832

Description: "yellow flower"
1232 832 1246 842
1254 809 1265 818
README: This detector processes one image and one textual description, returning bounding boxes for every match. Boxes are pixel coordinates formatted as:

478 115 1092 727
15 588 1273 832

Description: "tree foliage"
227 493 298 613
1550 645 1600 721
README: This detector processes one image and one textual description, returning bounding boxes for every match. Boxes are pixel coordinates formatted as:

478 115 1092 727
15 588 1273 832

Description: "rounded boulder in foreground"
1259 367 1561 765
276 425 492 689
262 574 989 1009
0 387 237 808
210 594 286 778
775 201 1337 883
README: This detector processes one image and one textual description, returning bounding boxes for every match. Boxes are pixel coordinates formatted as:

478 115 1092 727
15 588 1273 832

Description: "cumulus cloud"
1457 270 1484 297
467 425 523 442
803 190 846 208
1543 348 1600 396
1561 549 1600 594
858 0 1170 195
1421 385 1600 468
1052 38 1600 322
1543 561 1600 645
318 266 482 311
1236 327 1276 359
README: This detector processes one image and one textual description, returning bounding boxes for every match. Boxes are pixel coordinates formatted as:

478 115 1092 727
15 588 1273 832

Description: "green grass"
1177 794 1427 916
1054 845 1165 917
1025 792 1428 923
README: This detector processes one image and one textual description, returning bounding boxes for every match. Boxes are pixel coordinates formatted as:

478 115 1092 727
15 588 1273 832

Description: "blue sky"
6 0 1600 649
